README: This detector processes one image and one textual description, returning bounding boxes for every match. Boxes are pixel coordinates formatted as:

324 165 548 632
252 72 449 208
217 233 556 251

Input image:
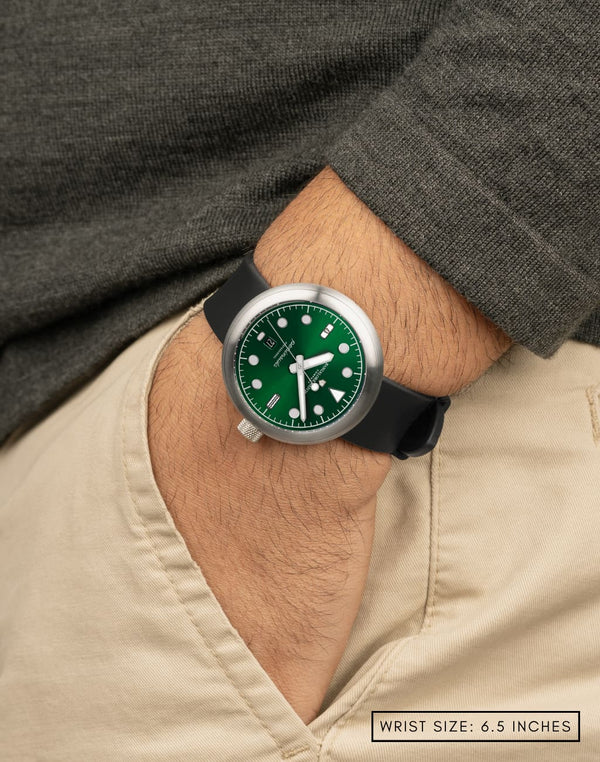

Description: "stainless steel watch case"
221 283 384 445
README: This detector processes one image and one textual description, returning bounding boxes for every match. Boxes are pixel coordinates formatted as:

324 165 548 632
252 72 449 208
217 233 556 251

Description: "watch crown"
237 418 263 443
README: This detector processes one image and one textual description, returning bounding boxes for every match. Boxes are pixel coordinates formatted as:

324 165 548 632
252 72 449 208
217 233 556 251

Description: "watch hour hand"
289 351 334 374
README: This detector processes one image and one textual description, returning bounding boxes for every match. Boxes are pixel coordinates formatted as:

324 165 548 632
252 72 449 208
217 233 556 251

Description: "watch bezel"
221 283 384 445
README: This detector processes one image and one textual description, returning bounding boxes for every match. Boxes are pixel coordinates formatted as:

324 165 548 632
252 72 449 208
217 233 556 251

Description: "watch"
204 252 450 459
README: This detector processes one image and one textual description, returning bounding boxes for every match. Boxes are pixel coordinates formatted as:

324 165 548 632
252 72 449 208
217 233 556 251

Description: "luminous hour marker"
257 331 265 341
342 367 353 378
251 379 262 389
267 394 280 409
319 379 326 387
338 342 349 354
277 317 288 328
301 314 312 325
320 323 334 339
248 354 259 365
313 404 324 416
330 388 345 403
289 407 300 419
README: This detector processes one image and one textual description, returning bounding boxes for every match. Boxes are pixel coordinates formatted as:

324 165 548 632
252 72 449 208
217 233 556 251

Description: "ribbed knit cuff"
327 90 599 358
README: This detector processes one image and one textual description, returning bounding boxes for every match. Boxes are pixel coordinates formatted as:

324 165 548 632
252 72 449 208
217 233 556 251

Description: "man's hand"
147 167 511 723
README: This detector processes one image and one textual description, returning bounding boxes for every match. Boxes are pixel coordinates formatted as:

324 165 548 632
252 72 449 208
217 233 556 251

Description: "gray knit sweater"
1 0 599 444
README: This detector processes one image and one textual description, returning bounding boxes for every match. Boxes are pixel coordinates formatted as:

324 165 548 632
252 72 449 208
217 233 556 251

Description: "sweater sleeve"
326 0 600 358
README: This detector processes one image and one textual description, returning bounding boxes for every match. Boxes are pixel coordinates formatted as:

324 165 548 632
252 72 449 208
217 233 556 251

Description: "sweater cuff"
327 90 598 358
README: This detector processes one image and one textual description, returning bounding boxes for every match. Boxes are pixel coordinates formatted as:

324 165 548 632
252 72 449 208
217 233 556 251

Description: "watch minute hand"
296 355 307 422
289 352 334 374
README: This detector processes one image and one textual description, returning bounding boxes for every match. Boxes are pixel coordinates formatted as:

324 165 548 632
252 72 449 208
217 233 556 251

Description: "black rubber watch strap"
204 253 269 342
204 252 450 459
342 382 450 459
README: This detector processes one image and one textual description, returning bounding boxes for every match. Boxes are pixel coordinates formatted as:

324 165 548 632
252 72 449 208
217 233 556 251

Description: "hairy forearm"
254 167 511 396
147 167 511 723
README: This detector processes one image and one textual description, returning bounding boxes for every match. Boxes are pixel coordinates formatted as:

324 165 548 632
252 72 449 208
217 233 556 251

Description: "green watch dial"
235 300 366 430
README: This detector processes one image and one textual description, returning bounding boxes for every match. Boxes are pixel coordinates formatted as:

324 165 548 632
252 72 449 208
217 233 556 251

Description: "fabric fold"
328 0 599 357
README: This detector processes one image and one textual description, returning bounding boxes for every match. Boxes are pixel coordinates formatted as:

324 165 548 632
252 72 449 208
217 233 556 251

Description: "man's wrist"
254 166 512 397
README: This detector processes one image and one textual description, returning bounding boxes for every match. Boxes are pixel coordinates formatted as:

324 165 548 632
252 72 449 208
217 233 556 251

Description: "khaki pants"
1 301 599 761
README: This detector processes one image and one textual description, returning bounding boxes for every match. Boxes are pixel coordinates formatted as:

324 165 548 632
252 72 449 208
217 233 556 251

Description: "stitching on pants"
282 746 312 759
120 376 297 762
318 638 416 761
586 384 600 445
421 445 441 633
319 447 442 758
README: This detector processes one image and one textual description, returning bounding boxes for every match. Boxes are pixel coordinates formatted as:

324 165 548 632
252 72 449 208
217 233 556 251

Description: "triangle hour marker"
330 388 345 403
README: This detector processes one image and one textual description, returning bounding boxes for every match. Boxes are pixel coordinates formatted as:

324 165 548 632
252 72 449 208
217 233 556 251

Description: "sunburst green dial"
235 300 366 430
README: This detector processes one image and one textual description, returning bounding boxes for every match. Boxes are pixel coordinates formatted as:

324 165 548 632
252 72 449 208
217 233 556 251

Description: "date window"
264 336 276 349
